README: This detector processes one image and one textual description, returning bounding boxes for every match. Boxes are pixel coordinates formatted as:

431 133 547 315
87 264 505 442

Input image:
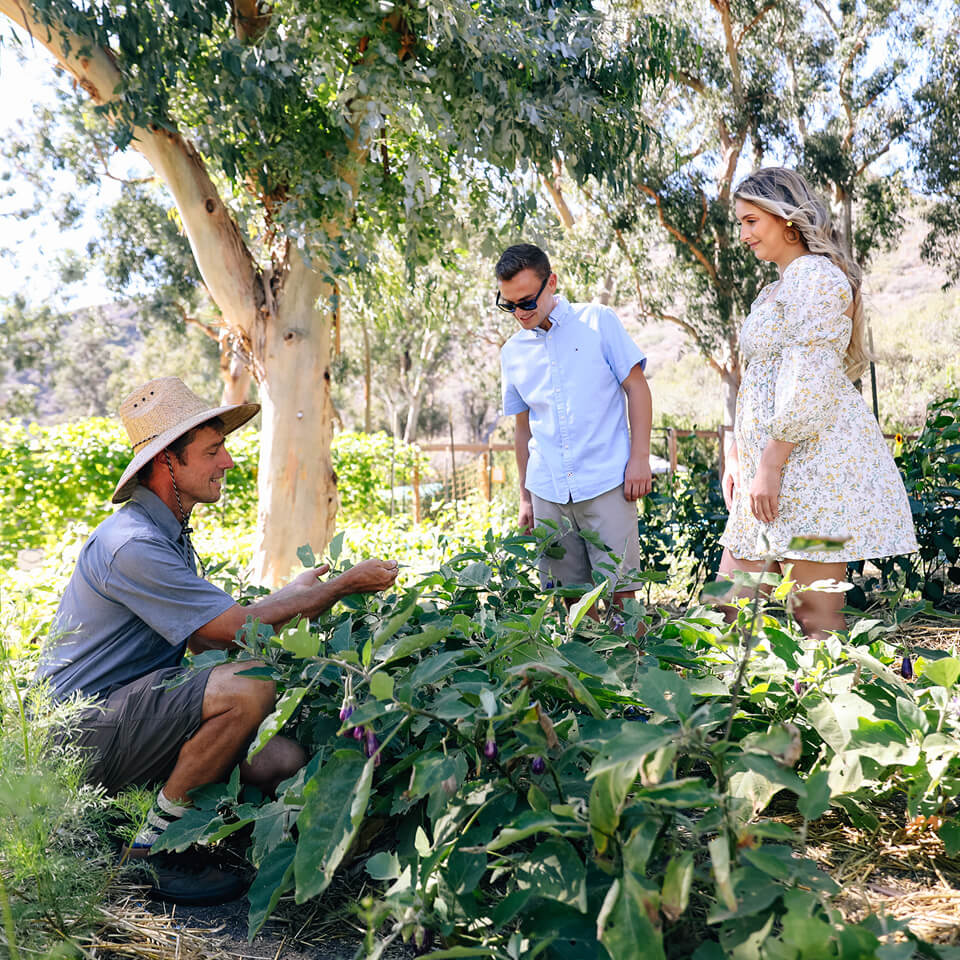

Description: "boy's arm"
622 364 653 501
514 410 534 532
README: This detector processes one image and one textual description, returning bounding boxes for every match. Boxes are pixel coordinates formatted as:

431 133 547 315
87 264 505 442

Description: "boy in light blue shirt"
497 243 652 606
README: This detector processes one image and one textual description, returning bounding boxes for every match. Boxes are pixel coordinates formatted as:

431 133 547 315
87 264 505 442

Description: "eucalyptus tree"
916 15 960 283
547 0 941 422
1 0 675 583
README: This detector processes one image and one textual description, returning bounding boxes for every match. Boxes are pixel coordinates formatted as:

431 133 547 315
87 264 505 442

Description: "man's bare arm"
188 558 399 652
622 364 653 501
514 410 534 532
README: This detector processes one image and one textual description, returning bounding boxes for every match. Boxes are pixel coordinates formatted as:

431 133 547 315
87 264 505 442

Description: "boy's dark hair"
495 244 552 282
136 415 226 484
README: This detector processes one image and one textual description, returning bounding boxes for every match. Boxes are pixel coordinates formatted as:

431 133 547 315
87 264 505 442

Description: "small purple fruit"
545 580 555 589
352 725 364 741
483 739 498 760
901 656 914 680
339 703 354 722
531 756 546 775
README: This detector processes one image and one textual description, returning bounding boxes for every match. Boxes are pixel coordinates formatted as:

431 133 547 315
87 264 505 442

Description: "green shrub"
0 421 429 567
150 531 960 958
0 635 113 956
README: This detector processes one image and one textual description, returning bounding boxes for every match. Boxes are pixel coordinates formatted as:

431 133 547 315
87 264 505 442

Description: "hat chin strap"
164 451 206 578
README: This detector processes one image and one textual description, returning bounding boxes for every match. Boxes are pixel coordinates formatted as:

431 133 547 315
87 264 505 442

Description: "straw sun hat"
112 377 260 504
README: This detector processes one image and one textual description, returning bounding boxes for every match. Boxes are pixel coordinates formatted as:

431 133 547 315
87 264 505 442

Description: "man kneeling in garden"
37 377 399 905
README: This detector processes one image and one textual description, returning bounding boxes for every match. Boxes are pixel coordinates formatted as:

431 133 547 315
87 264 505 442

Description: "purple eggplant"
901 656 914 680
531 756 546 775
483 739 498 760
352 725 365 741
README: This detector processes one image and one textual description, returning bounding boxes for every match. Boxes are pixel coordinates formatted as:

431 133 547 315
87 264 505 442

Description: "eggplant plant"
155 530 960 960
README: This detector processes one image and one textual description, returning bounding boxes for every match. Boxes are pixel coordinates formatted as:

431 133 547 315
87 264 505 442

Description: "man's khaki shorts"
64 665 210 793
532 485 643 592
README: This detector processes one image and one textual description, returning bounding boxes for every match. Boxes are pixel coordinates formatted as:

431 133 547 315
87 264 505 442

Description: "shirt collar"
129 485 184 541
530 295 571 338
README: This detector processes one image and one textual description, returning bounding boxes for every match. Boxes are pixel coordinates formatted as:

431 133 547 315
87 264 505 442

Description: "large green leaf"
247 840 296 937
279 617 320 659
293 750 374 902
597 873 666 960
373 596 419 650
661 851 694 923
247 686 308 759
567 582 608 632
487 811 587 852
587 723 680 779
924 656 960 688
559 640 611 677
516 839 587 912
590 764 634 854
633 668 694 720
797 770 831 822
377 625 447 666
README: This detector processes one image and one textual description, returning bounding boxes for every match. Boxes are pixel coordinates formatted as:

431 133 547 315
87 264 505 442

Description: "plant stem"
0 872 21 960
722 558 773 745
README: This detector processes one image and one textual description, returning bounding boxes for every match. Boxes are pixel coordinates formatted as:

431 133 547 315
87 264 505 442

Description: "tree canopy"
0 0 679 581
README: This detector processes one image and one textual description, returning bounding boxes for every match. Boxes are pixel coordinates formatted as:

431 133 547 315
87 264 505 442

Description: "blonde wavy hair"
734 167 869 381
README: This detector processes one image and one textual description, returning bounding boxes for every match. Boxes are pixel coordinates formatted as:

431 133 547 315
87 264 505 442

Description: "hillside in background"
2 213 956 436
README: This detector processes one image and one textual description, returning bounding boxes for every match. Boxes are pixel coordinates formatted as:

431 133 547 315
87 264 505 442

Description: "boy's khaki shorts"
532 485 643 592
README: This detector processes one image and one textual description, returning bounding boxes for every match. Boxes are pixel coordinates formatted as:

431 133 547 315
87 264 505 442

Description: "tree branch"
812 0 839 36
92 139 154 185
709 0 743 104
673 70 707 96
636 182 719 284
0 0 264 346
232 0 271 44
735 3 776 48
540 158 575 229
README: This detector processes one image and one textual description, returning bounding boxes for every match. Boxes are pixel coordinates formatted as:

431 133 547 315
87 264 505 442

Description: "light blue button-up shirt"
500 296 646 504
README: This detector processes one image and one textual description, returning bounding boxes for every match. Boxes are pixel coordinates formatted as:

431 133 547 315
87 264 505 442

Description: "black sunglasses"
495 274 549 314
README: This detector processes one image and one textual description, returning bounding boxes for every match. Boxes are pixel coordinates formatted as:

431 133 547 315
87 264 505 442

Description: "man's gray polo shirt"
37 486 236 701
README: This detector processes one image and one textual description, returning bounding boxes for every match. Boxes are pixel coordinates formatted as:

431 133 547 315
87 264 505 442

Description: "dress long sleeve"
766 259 853 443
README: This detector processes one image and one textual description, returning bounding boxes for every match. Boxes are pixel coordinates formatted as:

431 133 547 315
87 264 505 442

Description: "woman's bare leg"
779 559 848 640
714 548 772 621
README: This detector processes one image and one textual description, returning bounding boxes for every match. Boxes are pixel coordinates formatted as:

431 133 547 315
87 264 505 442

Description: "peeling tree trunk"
252 248 338 584
2 0 340 586
219 330 252 405
720 366 739 428
403 391 423 444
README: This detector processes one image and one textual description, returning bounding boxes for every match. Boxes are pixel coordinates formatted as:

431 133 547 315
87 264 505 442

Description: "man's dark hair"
136 415 226 485
495 243 552 282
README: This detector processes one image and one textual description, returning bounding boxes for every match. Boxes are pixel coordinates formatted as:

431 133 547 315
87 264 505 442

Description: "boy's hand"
519 498 534 533
624 455 653 500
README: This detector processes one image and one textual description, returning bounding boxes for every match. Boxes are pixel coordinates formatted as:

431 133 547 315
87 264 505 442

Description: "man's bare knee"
203 660 276 724
240 735 306 793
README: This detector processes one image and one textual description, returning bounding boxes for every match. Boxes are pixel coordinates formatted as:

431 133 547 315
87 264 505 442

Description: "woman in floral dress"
719 168 917 638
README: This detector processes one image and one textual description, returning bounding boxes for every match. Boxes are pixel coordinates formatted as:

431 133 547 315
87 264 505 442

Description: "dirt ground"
96 888 416 959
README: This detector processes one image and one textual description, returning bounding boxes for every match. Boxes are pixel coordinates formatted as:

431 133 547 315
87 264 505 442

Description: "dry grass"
73 890 235 959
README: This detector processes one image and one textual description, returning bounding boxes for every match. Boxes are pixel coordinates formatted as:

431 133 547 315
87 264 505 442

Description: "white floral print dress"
720 254 918 563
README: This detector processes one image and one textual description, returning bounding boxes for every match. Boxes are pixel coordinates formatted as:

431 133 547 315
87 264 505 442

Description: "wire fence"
407 426 916 521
